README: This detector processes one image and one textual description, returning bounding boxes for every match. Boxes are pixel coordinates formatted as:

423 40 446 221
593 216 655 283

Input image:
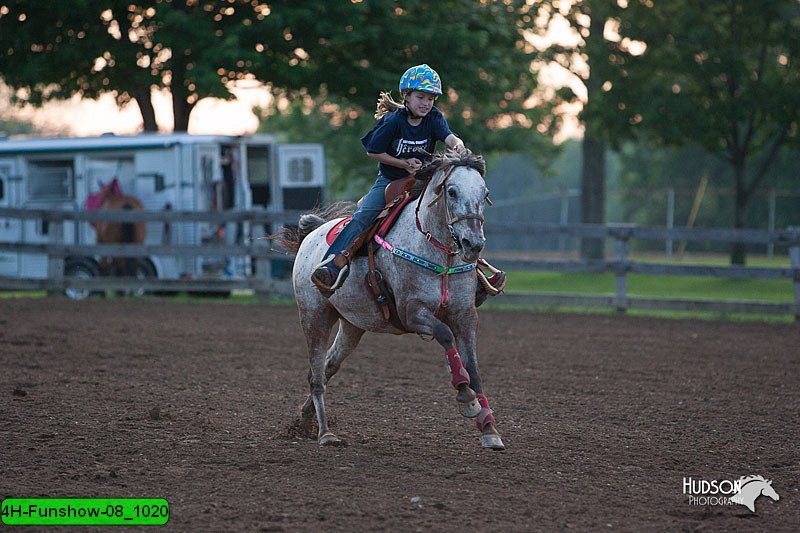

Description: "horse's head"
760 479 780 502
423 151 489 263
732 475 780 512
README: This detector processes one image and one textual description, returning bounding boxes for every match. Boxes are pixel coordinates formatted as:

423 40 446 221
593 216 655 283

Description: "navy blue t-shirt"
361 107 454 180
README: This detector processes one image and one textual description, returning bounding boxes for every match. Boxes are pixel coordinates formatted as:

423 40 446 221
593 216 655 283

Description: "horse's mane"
417 150 486 201
417 150 486 179
738 475 770 485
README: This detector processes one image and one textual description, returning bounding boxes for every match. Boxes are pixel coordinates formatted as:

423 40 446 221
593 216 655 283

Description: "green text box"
1 498 169 526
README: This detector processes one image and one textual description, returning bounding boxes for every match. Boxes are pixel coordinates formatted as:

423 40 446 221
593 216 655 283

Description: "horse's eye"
447 187 457 198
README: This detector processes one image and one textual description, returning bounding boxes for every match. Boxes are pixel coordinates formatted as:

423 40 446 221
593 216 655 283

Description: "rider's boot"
311 254 350 293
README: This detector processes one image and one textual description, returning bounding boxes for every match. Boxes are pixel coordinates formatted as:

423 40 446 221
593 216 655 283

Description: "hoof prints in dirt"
3 300 799 532
285 418 318 440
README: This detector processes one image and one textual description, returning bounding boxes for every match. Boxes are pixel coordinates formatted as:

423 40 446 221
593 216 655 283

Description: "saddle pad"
326 217 352 245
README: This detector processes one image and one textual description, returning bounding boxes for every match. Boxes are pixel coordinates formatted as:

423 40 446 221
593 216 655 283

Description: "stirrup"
477 260 506 296
311 255 350 292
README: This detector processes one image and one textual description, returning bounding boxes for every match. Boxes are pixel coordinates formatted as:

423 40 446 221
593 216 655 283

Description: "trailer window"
288 157 314 184
247 146 270 207
27 160 74 200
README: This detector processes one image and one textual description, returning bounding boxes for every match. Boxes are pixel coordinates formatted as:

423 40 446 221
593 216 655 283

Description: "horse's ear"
429 166 449 195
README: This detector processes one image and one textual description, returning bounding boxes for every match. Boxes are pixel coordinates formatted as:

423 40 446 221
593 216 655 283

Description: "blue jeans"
323 174 392 263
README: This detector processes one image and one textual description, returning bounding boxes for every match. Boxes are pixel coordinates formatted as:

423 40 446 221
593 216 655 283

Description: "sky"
2 81 270 137
3 76 582 143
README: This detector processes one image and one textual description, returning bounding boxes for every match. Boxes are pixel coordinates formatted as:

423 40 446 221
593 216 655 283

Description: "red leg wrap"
445 347 470 388
475 393 496 431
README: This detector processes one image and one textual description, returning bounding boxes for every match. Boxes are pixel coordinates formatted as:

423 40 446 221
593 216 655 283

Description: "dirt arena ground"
2 298 798 532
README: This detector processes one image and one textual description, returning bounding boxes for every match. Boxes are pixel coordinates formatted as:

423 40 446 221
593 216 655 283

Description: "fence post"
767 189 776 258
559 187 569 253
612 226 633 313
666 187 674 258
253 241 272 300
46 213 64 297
789 226 800 321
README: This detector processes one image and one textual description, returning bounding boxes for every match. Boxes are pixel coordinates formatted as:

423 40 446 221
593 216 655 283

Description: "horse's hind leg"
300 319 365 417
299 305 347 446
325 319 365 380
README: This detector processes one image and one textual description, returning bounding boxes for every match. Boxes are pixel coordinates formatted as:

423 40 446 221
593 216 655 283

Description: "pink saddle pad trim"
326 217 352 245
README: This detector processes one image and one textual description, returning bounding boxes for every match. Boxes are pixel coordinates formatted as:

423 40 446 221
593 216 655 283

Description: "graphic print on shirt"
395 138 429 157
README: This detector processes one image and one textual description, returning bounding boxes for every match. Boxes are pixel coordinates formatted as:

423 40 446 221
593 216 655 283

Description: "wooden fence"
1 207 799 318
484 222 800 319
0 207 301 296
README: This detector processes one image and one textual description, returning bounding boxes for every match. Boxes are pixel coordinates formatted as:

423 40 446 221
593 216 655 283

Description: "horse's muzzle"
460 236 485 262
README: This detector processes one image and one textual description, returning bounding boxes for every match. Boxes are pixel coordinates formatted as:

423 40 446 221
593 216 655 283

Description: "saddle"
329 176 420 266
327 175 505 329
330 176 421 332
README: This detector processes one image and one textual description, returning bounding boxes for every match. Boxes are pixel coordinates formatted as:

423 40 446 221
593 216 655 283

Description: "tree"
0 0 259 131
1 0 550 139
617 140 800 252
599 0 800 264
527 0 624 260
253 0 556 195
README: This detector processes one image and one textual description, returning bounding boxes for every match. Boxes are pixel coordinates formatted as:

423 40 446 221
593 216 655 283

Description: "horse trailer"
0 134 325 296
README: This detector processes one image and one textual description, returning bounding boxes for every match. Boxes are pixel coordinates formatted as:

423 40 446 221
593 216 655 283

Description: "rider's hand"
405 158 422 173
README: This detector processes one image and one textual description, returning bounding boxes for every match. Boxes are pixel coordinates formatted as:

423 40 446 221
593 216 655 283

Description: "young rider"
311 64 466 292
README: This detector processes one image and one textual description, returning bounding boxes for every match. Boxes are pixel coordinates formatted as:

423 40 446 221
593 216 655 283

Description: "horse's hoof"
457 397 482 418
481 433 506 450
318 432 343 447
456 385 481 418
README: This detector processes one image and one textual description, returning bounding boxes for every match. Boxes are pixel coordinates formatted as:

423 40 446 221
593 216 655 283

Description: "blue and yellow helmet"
399 64 442 96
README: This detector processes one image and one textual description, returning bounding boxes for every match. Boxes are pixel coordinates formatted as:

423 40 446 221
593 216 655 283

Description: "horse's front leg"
405 302 482 420
450 317 505 450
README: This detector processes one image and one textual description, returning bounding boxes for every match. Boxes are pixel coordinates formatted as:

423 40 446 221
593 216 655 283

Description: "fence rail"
0 206 296 297
1 207 799 318
483 223 800 319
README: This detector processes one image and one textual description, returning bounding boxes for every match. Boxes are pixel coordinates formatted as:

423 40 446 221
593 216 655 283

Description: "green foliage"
0 1 254 130
0 115 36 136
602 0 800 152
617 141 800 230
592 0 800 262
245 1 544 126
253 0 556 197
0 0 550 137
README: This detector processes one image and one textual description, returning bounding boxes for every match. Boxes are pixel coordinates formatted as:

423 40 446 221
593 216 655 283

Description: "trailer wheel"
128 258 157 297
64 258 100 300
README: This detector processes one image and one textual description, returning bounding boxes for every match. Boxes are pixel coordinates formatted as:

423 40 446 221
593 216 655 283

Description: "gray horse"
279 151 504 450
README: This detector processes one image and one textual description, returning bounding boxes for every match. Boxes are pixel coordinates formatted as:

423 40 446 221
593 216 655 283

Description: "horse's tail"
272 201 356 253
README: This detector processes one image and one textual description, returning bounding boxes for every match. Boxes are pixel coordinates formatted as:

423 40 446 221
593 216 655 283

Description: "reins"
414 172 460 256
380 161 486 317
413 166 485 257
